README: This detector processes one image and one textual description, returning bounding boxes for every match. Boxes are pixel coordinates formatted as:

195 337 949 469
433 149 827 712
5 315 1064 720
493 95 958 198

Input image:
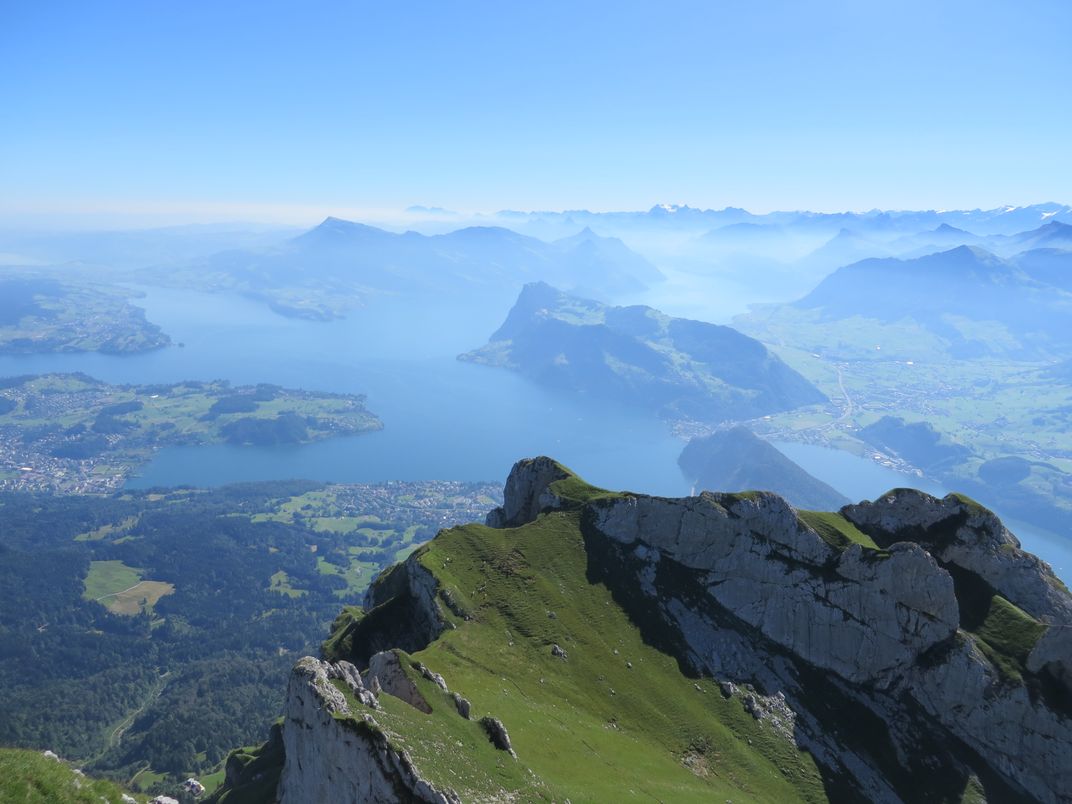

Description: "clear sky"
1 0 1069 225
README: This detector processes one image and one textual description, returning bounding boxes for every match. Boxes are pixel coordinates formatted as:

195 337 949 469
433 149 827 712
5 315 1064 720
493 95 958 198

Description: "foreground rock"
218 457 1071 804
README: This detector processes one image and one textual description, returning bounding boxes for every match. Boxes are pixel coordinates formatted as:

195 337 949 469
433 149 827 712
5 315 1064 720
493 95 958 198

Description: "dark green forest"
0 479 498 791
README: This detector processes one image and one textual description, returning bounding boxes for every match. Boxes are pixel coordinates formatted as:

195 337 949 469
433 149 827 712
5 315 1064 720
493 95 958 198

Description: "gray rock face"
591 491 959 686
1027 625 1072 690
843 488 1072 622
277 657 459 804
501 456 1072 803
479 716 516 758
485 456 571 527
275 457 1071 804
909 637 1072 804
336 552 450 666
365 651 430 713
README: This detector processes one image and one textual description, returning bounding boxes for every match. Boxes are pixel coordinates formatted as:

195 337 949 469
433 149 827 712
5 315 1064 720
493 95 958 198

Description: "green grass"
73 516 139 542
797 510 881 551
267 570 307 598
83 559 174 615
971 595 1048 683
82 559 143 601
548 464 627 505
130 765 167 791
949 493 989 515
200 768 226 794
0 748 135 803
311 515 369 533
315 556 378 597
328 511 827 802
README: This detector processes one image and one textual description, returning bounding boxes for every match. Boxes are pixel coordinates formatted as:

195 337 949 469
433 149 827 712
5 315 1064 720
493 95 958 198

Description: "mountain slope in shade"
1012 248 1072 290
460 282 826 424
858 416 973 475
996 221 1072 255
679 426 850 510
786 245 1072 356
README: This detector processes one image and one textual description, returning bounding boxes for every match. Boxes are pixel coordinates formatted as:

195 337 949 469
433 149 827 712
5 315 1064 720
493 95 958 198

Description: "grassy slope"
797 510 881 551
334 510 828 802
971 595 1048 683
0 748 136 803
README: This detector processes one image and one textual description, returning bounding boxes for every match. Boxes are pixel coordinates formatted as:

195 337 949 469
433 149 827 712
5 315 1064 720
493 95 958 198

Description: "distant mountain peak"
317 216 355 228
292 216 394 246
934 223 968 234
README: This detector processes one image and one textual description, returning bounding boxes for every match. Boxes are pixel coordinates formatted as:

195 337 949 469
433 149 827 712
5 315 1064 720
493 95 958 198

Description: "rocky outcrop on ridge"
277 656 459 804
229 456 1070 804
488 457 1072 803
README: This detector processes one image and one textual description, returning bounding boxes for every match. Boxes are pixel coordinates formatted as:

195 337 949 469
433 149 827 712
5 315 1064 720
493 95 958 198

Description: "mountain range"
764 245 1072 358
149 218 662 320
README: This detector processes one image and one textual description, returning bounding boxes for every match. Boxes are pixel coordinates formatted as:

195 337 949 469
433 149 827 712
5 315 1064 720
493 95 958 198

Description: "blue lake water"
0 286 1067 580
0 287 691 496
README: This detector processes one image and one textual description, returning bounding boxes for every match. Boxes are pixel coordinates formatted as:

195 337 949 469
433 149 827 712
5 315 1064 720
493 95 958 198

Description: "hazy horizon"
4 1 1071 228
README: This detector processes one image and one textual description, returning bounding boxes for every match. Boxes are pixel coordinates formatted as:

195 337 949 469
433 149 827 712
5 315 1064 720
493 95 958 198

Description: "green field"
83 560 143 601
83 559 174 615
267 570 307 598
315 556 380 598
0 276 170 356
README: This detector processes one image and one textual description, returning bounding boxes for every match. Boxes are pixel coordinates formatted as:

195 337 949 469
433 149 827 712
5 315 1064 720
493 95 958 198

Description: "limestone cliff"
218 456 1071 804
276 657 458 803
485 457 1072 802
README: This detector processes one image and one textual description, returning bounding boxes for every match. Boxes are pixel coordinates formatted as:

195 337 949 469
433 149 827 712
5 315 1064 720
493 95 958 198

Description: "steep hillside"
461 282 826 424
679 426 849 510
215 458 1071 803
0 748 139 803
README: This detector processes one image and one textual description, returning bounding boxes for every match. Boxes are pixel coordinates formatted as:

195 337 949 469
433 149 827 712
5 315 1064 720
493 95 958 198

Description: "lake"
0 286 1067 580
0 287 692 496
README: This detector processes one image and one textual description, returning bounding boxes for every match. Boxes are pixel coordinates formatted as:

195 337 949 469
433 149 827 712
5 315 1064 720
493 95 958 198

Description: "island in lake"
0 275 170 354
0 374 382 493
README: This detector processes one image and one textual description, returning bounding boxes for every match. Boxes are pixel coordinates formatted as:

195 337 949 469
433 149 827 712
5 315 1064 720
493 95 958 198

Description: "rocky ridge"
216 457 1071 803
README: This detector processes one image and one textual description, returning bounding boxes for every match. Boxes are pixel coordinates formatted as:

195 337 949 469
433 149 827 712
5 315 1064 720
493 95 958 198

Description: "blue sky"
1 0 1069 225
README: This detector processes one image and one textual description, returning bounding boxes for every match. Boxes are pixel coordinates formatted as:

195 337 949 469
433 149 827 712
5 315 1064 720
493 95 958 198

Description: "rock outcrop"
277 657 459 804
323 552 449 667
842 488 1072 622
223 457 1071 804
488 457 1072 803
485 456 571 528
589 490 958 686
